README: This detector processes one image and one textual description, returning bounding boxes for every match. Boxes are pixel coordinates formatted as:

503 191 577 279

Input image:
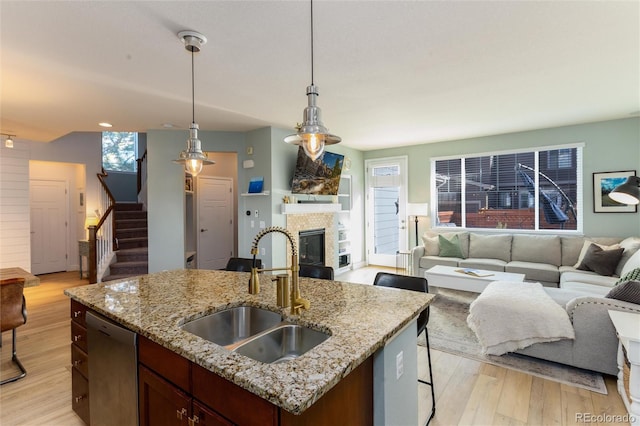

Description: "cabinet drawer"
71 344 89 379
72 368 90 425
70 299 88 327
71 320 88 353
192 363 277 426
193 399 234 426
138 336 190 392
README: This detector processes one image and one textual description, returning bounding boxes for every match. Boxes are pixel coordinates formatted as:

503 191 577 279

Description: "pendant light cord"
310 0 314 85
191 48 195 124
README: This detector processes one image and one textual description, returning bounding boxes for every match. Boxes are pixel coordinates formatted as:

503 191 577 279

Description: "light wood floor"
1 269 628 426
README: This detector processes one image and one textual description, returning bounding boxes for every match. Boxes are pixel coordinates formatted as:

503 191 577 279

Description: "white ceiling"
1 1 638 151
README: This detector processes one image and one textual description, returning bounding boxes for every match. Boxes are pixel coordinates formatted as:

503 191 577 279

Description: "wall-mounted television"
291 147 344 196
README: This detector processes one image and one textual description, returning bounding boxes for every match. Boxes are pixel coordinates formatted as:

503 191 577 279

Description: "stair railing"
88 169 116 283
136 149 147 194
136 149 148 210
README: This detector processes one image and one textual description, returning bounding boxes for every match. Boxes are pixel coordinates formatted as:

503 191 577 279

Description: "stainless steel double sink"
180 306 330 364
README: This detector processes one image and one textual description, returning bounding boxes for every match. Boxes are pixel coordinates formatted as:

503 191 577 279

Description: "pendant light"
173 30 214 176
284 0 341 161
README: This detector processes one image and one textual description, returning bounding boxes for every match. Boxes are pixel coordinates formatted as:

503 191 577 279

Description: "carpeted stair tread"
102 273 145 282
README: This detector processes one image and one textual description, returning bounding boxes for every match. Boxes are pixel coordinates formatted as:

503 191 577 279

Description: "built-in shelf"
240 191 270 197
281 203 342 214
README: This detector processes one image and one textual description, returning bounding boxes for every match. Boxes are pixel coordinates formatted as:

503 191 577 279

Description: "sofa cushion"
544 287 599 307
560 271 618 287
458 258 506 272
439 231 469 258
468 233 512 262
621 250 640 277
561 236 622 267
419 255 460 270
421 234 440 256
606 280 640 304
561 281 612 296
616 237 640 276
511 235 561 267
439 234 465 258
505 261 559 284
573 240 621 268
576 244 624 276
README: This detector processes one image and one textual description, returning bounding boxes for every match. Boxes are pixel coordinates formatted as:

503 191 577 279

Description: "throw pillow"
573 240 621 268
615 237 640 276
438 234 464 258
422 235 440 256
576 243 624 276
606 280 640 305
616 267 640 285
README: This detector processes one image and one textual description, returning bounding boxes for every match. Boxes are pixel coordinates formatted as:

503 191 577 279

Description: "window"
432 145 582 231
102 132 138 172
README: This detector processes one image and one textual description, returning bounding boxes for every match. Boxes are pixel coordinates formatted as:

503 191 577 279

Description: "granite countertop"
64 269 433 415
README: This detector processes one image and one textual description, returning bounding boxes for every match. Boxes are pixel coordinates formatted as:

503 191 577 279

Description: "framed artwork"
593 170 637 213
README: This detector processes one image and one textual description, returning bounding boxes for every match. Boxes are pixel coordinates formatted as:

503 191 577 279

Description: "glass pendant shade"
284 85 341 161
610 176 640 205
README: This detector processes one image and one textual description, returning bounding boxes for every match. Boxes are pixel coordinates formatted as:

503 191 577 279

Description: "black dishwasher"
86 311 138 426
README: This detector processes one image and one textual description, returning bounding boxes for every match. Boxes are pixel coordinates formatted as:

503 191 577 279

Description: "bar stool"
299 265 334 280
1 277 28 385
373 272 435 425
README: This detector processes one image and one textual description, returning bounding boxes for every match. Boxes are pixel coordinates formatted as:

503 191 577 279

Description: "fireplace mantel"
281 203 342 215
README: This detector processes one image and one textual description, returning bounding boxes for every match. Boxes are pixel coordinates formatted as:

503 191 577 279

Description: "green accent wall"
364 118 640 237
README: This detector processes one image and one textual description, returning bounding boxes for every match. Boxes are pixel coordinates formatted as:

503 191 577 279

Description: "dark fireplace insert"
298 228 325 266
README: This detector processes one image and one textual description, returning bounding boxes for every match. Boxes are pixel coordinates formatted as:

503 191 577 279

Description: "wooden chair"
224 257 262 272
299 265 335 280
373 272 435 425
1 277 28 385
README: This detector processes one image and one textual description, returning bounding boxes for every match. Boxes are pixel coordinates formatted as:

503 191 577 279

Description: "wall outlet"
250 220 255 228
261 247 266 255
396 351 403 380
259 221 265 229
254 209 259 217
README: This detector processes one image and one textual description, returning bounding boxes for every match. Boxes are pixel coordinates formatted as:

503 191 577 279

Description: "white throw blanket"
467 281 575 356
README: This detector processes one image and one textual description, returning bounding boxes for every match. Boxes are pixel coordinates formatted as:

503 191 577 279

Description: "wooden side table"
78 240 90 278
608 310 640 425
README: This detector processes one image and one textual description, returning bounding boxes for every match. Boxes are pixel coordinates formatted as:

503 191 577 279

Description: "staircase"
102 203 148 282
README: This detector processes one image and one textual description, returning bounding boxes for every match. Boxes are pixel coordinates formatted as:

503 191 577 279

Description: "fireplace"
299 229 325 266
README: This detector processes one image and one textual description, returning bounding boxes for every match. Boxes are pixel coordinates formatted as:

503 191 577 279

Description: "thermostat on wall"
243 159 255 169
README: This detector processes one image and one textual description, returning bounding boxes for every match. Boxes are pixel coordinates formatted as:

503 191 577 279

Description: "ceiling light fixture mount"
284 0 340 161
173 30 214 177
2 133 15 148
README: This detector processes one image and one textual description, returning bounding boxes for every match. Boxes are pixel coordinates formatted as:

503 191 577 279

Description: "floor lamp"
406 203 429 247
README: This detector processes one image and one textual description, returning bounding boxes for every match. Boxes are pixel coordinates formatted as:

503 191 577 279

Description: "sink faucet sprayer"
249 226 310 315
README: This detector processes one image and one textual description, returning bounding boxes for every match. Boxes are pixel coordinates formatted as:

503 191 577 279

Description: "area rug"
421 287 607 394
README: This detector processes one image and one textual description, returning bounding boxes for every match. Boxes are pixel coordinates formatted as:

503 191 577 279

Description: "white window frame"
430 143 584 234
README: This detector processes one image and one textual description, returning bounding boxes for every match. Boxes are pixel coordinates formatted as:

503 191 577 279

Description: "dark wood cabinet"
139 365 191 426
72 306 374 426
70 299 90 425
139 335 373 426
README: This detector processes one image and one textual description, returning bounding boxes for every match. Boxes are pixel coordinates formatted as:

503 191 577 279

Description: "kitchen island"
65 269 433 425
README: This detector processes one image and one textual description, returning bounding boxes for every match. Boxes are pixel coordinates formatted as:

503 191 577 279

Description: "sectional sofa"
411 231 640 375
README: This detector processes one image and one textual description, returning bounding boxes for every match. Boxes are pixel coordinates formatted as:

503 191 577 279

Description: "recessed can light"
99 122 113 128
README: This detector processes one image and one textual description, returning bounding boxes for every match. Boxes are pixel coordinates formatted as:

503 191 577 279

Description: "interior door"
366 157 408 267
197 177 234 270
30 179 68 274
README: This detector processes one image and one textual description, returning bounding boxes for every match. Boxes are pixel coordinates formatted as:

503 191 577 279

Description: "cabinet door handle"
176 408 187 420
73 310 82 318
74 395 85 403
200 228 208 232
188 415 200 426
73 335 83 342
72 360 82 367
